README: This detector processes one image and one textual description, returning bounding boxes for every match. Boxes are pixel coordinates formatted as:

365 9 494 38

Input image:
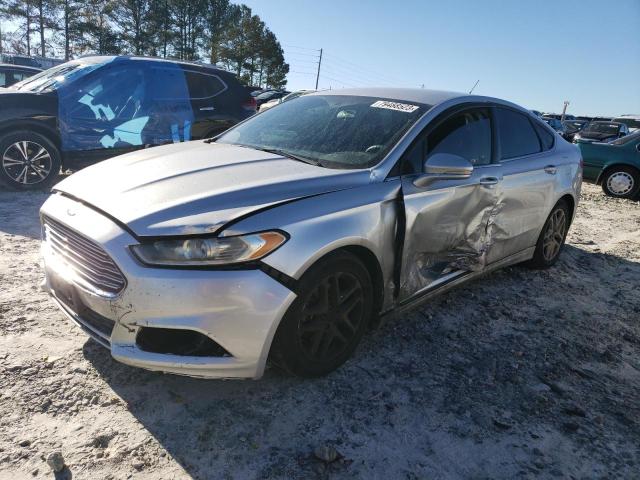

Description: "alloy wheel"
542 208 566 261
298 271 365 362
2 141 52 185
606 172 634 196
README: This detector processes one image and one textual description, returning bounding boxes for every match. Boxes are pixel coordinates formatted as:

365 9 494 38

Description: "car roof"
77 55 230 73
311 87 466 106
0 63 42 72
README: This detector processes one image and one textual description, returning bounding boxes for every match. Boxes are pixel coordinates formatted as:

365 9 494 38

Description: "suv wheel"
601 166 640 199
270 251 373 377
0 131 61 190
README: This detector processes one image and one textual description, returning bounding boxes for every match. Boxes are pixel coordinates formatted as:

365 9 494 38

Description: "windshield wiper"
249 146 321 166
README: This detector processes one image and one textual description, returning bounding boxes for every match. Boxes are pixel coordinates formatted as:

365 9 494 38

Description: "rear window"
185 71 226 99
496 108 541 159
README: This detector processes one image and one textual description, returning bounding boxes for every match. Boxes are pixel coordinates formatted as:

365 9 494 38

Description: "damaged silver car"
40 88 582 378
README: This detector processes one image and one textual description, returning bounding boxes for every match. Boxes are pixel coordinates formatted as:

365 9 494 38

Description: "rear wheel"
527 199 570 269
0 131 61 190
270 251 372 377
601 166 640 199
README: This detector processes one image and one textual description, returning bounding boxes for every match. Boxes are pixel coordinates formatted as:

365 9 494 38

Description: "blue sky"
242 0 640 117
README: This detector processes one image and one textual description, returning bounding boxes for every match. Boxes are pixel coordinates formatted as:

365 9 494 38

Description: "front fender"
220 180 401 312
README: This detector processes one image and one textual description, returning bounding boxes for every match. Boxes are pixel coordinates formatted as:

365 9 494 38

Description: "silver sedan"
40 88 582 378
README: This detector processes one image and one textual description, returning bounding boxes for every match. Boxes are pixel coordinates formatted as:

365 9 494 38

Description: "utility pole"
561 100 570 122
315 48 323 90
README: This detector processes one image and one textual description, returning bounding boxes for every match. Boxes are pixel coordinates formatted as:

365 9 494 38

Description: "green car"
579 131 640 199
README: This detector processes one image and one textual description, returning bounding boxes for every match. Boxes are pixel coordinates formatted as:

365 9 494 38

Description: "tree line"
0 0 289 88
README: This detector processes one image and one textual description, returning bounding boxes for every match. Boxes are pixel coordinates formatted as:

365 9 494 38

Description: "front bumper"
40 193 296 379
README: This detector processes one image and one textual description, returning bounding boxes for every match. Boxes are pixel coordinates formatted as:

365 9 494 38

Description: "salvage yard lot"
0 182 638 479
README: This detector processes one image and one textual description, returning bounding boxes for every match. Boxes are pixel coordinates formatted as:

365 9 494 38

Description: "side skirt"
380 247 535 321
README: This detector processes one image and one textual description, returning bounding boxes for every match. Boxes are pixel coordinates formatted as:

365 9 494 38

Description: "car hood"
53 141 371 237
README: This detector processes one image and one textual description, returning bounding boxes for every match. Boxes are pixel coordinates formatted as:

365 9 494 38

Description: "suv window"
185 70 225 99
496 108 541 159
426 107 492 166
533 121 554 151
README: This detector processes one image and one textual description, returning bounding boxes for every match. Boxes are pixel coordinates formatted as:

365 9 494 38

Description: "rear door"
485 107 557 264
398 105 502 300
184 69 232 138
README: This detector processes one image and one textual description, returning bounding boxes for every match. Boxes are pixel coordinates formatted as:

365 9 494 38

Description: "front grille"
43 216 126 295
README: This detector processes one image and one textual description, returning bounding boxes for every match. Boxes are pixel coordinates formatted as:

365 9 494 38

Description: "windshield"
217 95 428 169
583 122 620 135
11 60 105 93
613 117 640 129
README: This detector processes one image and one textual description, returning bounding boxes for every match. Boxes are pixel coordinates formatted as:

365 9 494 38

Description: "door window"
185 71 226 99
426 108 492 166
496 108 541 159
400 107 492 174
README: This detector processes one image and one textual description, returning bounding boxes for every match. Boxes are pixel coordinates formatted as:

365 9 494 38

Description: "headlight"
130 231 287 266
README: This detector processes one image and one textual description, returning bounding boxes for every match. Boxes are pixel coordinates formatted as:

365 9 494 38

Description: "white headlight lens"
131 231 287 266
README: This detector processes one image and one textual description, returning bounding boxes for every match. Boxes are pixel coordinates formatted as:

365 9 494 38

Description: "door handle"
199 106 215 111
544 165 557 174
479 176 499 186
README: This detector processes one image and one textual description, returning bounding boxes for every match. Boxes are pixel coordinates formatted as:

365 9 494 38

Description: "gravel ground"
0 182 639 480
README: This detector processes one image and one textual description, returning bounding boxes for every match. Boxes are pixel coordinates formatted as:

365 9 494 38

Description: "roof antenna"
469 79 480 94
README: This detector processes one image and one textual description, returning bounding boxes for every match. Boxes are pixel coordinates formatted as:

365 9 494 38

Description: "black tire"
270 251 373 377
601 166 640 199
0 130 61 190
526 199 570 269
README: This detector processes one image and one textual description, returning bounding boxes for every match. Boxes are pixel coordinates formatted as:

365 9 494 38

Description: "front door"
398 106 502 301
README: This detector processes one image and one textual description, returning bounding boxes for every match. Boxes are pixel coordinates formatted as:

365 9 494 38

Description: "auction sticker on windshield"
371 100 419 113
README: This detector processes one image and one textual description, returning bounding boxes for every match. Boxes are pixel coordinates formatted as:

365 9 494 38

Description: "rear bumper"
40 193 296 379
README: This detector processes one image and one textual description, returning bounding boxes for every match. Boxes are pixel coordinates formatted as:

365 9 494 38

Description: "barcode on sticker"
371 100 419 113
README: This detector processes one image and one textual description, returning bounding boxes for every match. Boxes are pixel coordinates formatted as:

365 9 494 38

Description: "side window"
185 71 225 99
0 70 6 87
426 108 492 166
533 121 555 151
64 66 146 122
496 108 541 159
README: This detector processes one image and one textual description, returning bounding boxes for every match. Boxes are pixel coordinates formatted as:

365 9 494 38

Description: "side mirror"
413 153 473 188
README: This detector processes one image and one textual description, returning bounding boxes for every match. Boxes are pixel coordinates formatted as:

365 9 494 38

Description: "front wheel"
601 166 640 199
270 251 373 377
527 200 570 269
0 131 61 190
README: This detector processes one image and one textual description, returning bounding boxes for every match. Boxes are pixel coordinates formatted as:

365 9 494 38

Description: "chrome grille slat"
47 234 125 283
43 216 126 295
46 227 115 267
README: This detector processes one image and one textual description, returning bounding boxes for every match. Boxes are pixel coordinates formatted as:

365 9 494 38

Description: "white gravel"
0 182 639 479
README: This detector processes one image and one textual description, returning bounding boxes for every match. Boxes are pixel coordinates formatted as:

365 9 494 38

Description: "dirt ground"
0 181 638 480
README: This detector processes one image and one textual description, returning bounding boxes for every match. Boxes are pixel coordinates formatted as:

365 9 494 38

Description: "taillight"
243 97 257 111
